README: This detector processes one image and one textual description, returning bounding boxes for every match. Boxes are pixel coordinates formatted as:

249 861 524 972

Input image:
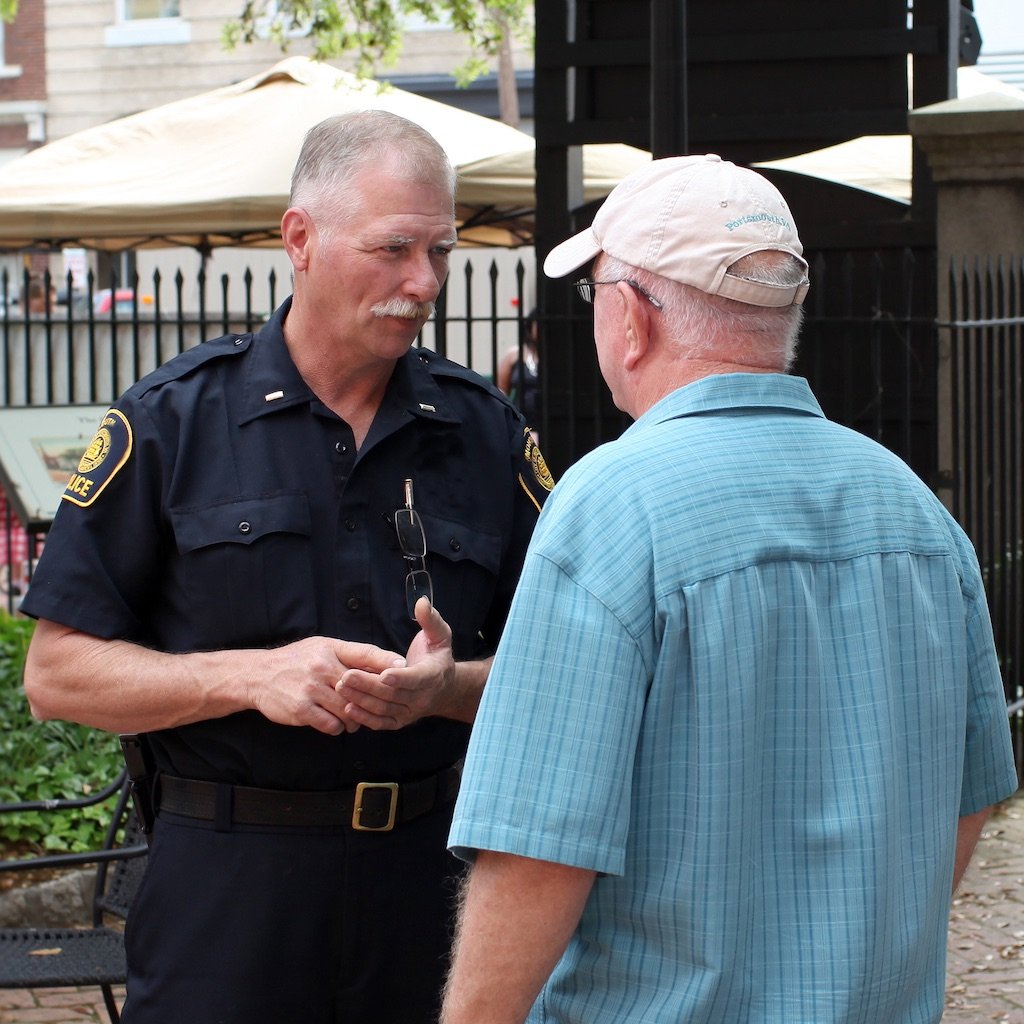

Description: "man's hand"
249 636 405 735
335 597 462 730
23 618 405 736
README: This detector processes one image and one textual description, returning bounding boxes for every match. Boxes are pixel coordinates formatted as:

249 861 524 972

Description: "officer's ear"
281 207 315 271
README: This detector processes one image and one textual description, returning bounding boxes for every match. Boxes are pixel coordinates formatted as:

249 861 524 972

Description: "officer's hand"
251 636 403 735
335 598 456 730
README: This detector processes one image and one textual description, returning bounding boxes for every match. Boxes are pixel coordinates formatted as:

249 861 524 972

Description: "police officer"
21 111 550 1024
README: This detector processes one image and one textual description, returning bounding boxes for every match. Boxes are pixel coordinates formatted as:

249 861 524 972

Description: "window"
106 0 190 46
122 0 180 17
0 19 20 78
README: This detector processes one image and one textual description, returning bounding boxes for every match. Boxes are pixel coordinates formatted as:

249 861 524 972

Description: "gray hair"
600 251 805 372
289 110 457 231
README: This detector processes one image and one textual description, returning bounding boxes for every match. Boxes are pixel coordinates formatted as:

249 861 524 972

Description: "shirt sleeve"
958 550 1019 815
450 544 648 875
21 395 168 640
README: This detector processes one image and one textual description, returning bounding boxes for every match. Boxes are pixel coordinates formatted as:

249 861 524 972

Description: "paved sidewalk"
944 790 1024 1022
2 792 1022 1023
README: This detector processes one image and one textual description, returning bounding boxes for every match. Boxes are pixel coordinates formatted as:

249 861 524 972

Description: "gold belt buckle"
352 782 399 832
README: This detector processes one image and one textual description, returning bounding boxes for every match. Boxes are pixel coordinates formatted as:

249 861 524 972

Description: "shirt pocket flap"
419 511 502 574
171 493 311 554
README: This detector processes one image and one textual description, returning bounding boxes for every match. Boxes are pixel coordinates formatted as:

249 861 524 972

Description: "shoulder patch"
62 408 133 508
519 429 555 511
524 431 554 492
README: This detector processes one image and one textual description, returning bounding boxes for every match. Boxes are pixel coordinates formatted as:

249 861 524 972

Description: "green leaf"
223 1 533 113
0 613 123 855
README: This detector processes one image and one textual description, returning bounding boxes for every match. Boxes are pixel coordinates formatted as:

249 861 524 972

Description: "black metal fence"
945 256 1024 773
796 247 940 488
794 248 1022 774
0 261 531 405
0 266 286 406
1 253 1021 776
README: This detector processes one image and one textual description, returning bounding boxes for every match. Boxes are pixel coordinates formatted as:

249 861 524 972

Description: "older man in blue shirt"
440 155 1018 1024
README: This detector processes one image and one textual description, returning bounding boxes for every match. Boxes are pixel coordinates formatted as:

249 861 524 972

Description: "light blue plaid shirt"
450 373 1018 1024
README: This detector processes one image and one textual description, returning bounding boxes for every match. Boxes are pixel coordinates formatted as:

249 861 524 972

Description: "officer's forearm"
443 656 493 723
24 617 250 732
24 617 397 735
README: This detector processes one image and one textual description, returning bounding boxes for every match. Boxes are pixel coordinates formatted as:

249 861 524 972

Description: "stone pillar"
910 91 1024 260
909 91 1024 512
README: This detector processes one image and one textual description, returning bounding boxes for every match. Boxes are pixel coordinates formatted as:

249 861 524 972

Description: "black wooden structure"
532 0 981 477
525 1 1021 771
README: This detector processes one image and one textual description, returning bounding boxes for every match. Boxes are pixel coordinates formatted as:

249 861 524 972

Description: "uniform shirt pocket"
168 492 315 646
418 510 503 655
172 492 311 553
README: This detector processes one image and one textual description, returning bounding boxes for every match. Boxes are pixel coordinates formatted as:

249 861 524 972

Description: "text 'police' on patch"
62 408 133 508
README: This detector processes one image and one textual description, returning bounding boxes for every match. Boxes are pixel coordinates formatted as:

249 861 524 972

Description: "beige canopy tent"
0 56 650 252
753 69 1024 203
755 136 913 203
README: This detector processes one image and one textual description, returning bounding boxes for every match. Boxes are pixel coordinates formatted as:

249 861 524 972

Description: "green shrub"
0 613 123 853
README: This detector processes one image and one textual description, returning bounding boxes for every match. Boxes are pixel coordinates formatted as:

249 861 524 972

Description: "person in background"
440 154 1017 1024
25 276 55 315
20 110 550 1024
497 307 541 439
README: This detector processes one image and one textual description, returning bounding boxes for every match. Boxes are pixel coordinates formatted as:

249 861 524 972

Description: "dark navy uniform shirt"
22 299 551 791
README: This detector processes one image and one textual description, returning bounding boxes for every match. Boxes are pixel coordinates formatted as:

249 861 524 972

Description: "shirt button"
345 519 357 532
238 521 252 534
335 441 348 454
449 538 461 552
346 597 361 611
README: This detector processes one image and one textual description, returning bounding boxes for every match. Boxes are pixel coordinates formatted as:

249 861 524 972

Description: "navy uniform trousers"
122 804 460 1023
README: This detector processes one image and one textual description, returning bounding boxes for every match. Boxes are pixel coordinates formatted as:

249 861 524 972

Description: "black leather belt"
157 761 463 833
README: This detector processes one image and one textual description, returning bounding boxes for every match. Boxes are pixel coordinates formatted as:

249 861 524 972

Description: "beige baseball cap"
543 153 809 307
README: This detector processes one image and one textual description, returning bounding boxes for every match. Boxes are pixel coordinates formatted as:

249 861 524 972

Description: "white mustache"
372 298 435 320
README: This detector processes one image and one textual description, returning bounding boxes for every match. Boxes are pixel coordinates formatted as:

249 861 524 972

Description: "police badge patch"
524 432 554 492
62 408 133 507
518 428 555 512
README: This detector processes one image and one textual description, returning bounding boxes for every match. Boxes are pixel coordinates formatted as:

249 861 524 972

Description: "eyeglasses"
394 478 433 619
575 278 664 310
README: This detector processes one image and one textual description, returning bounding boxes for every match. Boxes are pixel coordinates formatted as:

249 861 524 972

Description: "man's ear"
280 207 313 271
618 282 653 371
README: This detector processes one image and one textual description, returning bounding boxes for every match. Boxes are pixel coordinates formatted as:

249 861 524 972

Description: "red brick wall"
0 122 29 147
0 1 47 149
2 2 46 98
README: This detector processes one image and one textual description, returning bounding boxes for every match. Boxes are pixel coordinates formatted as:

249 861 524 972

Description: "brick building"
0 0 46 166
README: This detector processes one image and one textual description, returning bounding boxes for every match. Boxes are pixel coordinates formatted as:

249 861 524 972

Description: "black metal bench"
0 767 149 1023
